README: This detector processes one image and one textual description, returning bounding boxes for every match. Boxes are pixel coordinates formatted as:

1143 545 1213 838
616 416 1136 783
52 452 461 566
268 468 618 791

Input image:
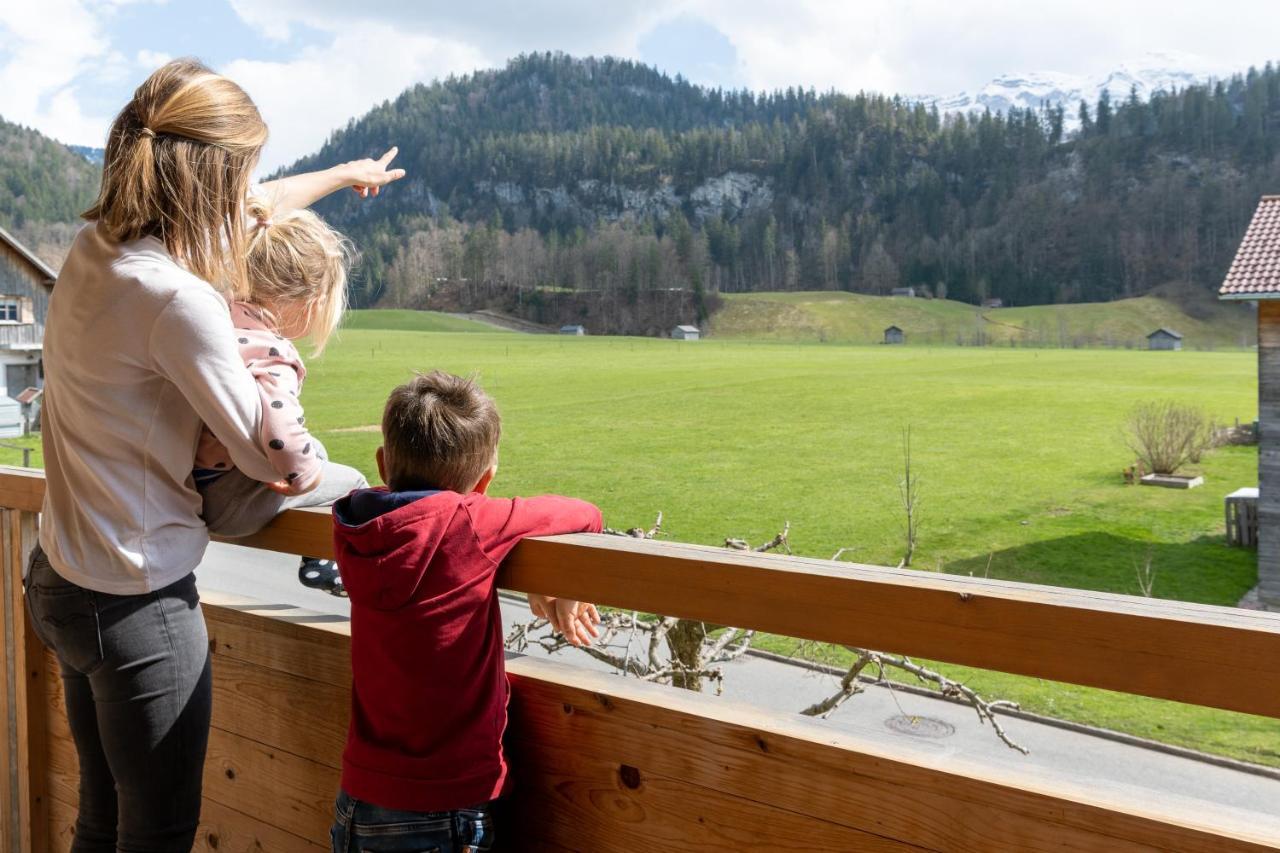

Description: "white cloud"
223 23 489 172
136 48 173 69
0 0 113 144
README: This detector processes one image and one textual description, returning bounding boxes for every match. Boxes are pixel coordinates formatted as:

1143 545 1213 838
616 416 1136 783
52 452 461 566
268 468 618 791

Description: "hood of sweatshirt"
332 486 458 611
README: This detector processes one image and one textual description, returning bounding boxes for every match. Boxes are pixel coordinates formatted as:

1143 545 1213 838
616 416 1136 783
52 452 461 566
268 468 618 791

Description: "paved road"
198 542 1280 834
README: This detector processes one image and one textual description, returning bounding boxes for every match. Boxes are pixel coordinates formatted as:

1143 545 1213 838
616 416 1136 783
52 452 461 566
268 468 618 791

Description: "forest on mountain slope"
2 52 1278 322
288 53 1280 314
0 118 98 268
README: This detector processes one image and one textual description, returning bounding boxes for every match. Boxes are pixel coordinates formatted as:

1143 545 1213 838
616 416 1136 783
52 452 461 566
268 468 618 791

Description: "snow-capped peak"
918 51 1235 128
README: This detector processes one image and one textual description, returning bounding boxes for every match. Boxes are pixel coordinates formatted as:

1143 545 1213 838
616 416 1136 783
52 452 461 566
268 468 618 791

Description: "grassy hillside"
339 309 503 334
709 291 1257 349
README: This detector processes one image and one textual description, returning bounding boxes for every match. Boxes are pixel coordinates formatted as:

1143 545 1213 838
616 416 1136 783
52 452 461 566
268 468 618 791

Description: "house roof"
885 325 903 333
1147 327 1183 339
1220 195 1280 299
15 387 42 405
674 325 699 332
0 224 57 286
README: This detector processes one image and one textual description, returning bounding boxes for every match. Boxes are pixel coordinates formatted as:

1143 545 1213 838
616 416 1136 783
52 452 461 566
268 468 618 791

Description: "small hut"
983 297 1004 309
559 324 586 336
671 325 700 341
1221 194 1280 609
1146 328 1183 351
883 325 904 345
890 287 917 298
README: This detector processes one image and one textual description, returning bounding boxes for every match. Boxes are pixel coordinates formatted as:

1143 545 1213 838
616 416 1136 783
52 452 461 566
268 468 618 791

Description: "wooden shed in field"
883 325 904 345
559 324 586 336
671 325 700 341
1146 328 1183 350
0 225 54 402
1220 194 1280 609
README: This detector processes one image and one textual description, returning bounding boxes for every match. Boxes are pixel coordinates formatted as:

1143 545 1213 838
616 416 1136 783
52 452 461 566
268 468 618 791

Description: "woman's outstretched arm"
258 147 407 211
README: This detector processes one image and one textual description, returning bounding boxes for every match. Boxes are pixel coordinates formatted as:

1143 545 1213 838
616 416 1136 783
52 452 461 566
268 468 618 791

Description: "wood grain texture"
504 746 920 852
499 534 1280 718
506 655 1280 852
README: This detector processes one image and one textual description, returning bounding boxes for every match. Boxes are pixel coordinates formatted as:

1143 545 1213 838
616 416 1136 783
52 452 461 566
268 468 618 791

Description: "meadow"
711 290 1257 350
5 309 1274 764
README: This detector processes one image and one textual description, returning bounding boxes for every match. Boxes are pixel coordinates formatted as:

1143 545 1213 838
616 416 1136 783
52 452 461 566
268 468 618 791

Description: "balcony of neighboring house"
0 465 1279 851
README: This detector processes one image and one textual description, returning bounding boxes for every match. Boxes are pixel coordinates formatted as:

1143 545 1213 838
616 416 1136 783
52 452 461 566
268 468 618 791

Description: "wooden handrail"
6 466 1280 719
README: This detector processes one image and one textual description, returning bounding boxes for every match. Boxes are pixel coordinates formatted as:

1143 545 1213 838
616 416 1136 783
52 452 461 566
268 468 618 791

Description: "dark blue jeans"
24 546 212 853
331 790 494 852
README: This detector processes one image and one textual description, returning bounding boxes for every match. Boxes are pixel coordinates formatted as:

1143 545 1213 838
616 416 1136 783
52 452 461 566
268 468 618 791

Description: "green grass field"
298 313 1279 766
711 291 1257 350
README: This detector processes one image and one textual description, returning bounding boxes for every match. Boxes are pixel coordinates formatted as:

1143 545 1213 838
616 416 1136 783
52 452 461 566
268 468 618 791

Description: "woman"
24 59 402 851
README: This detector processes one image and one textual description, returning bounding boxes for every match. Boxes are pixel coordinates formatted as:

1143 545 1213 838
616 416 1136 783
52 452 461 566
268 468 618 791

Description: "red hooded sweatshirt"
332 487 603 812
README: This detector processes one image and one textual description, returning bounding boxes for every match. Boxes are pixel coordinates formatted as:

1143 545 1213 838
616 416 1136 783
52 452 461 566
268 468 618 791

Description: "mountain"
918 52 1230 130
66 145 105 166
0 117 100 268
284 52 1280 325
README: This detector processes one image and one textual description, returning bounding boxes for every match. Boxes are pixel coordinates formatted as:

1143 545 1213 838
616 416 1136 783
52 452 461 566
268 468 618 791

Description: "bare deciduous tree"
1125 401 1216 475
898 425 921 569
505 513 1028 752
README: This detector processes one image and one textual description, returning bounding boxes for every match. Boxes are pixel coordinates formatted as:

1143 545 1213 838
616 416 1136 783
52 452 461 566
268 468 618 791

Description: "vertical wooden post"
0 509 45 852
1258 300 1280 609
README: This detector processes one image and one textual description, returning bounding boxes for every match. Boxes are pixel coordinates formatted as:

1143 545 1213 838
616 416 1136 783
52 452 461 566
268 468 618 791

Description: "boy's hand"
528 594 600 647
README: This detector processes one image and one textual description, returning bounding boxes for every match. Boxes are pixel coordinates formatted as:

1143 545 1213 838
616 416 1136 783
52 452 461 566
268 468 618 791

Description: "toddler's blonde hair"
245 197 354 354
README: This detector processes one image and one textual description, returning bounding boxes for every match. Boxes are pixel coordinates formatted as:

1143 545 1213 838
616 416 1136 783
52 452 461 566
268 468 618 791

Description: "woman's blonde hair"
84 58 267 298
245 197 354 355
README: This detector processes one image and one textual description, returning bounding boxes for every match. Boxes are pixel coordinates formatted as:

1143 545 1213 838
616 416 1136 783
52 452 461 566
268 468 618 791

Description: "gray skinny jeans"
198 457 368 539
24 547 211 852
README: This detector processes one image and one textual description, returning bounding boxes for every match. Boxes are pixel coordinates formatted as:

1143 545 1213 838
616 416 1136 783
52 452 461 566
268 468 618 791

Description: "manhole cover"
884 714 955 739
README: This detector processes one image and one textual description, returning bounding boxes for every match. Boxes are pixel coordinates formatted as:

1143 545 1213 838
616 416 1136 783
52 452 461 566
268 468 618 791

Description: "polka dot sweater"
195 302 322 491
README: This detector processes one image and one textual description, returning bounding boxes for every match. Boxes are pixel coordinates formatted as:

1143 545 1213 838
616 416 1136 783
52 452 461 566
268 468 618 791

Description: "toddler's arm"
248 336 323 491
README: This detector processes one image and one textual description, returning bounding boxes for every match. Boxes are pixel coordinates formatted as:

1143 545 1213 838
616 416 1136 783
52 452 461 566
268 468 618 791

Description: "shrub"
1125 401 1216 476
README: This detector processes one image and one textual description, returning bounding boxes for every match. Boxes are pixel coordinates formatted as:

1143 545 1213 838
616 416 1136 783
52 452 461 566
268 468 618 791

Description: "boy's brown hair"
381 371 501 493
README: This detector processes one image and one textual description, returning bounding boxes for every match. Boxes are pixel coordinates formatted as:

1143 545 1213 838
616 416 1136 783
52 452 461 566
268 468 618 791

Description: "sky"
4 0 1280 173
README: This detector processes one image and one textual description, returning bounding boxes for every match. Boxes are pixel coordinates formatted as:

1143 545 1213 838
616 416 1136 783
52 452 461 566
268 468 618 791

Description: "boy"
330 370 602 853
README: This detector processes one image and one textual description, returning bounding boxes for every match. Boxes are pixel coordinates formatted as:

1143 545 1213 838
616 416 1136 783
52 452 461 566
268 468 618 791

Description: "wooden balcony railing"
1 465 1279 850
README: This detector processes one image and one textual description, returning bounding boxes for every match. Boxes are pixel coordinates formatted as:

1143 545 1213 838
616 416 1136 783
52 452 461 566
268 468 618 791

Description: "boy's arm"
257 147 406 211
472 495 603 564
472 495 603 647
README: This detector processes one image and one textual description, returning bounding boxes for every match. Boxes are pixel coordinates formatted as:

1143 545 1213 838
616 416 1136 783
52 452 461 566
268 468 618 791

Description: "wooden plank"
9 510 45 853
203 592 349 687
504 746 919 852
0 508 43 853
0 511 18 850
506 656 1280 852
499 534 1280 719
0 468 44 514
208 655 348 769
202 726 339 842
47 792 326 853
48 703 330 851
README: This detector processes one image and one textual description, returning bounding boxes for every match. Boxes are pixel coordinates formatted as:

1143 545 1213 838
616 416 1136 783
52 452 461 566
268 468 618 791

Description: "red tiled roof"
1221 196 1280 298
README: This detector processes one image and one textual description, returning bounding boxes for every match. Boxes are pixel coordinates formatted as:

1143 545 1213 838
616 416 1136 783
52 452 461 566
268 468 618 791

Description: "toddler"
195 198 367 594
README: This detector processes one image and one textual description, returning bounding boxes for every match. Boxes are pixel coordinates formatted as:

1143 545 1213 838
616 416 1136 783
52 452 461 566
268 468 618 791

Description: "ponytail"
85 59 267 298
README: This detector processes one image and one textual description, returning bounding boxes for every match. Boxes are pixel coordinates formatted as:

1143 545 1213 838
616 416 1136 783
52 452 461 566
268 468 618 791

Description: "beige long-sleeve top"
39 223 279 594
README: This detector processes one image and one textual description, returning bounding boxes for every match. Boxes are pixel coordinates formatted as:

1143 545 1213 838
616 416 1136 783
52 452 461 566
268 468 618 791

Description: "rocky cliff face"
471 170 773 227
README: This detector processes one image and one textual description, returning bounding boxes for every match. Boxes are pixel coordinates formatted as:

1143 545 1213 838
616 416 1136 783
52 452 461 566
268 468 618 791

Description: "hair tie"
139 127 156 139
255 216 272 230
